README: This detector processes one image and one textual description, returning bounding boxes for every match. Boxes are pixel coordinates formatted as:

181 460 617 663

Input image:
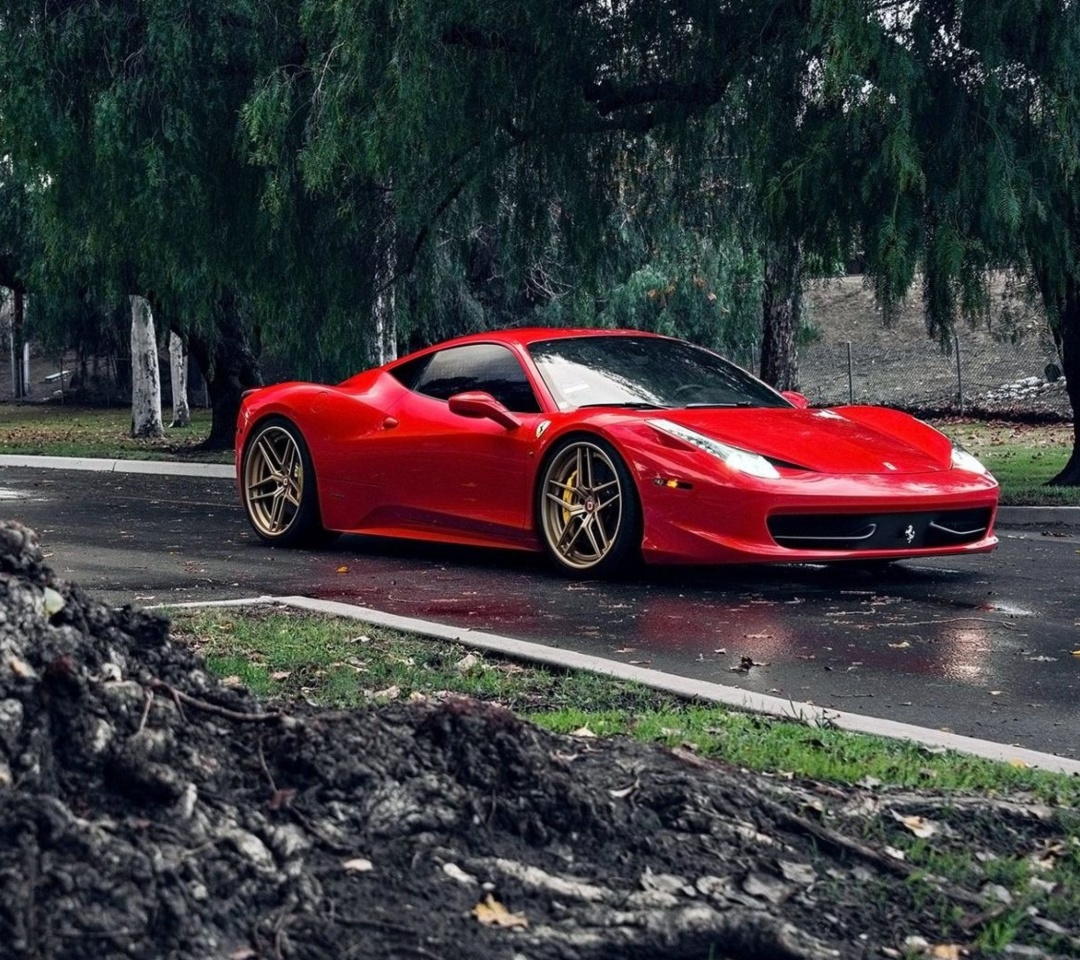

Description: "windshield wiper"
684 401 754 408
578 401 668 409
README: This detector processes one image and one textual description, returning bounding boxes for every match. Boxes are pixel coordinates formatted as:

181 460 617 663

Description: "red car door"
355 343 547 549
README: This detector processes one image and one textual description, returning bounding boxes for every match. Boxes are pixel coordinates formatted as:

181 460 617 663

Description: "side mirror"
448 391 521 430
781 390 810 409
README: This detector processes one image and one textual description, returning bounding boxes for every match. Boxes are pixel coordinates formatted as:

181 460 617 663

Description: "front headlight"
951 444 989 475
648 419 780 479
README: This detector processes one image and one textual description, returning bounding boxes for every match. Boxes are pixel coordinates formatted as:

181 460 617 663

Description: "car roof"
413 327 667 353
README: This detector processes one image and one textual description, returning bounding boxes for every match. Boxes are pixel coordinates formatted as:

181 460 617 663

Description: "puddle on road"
977 601 1037 617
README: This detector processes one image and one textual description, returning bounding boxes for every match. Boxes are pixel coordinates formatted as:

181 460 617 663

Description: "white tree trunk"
374 229 398 365
168 331 191 427
130 295 164 439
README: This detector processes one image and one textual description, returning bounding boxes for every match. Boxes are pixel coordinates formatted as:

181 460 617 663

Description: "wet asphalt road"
2 465 1079 758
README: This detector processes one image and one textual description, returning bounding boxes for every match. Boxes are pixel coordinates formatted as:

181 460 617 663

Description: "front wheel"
241 416 333 546
536 436 641 576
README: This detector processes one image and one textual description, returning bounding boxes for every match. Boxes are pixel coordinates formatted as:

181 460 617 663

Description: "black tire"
240 416 335 547
535 435 641 576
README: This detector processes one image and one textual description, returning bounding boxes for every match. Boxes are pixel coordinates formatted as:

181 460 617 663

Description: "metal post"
846 341 854 404
954 331 964 415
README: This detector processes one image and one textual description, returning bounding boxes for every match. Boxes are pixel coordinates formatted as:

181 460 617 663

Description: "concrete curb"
161 593 1080 776
995 505 1080 527
0 454 234 479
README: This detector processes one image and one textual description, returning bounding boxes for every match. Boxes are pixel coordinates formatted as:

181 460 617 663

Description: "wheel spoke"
557 516 585 554
248 486 279 504
248 475 280 494
597 491 621 512
581 518 603 557
269 490 288 531
255 435 284 472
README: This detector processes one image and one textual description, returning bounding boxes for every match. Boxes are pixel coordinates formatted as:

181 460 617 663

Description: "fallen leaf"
887 641 911 649
455 653 480 673
342 857 374 873
885 846 907 861
270 670 291 681
892 811 939 838
571 726 597 738
221 675 243 688
373 685 400 701
609 783 637 799
929 945 962 960
472 894 528 929
336 565 349 574
1072 650 1080 657
1008 758 1029 769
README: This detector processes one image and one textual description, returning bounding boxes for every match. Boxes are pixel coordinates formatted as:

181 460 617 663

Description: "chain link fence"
788 277 1072 420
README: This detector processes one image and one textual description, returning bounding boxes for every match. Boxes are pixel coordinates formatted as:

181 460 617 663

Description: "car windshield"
528 335 791 410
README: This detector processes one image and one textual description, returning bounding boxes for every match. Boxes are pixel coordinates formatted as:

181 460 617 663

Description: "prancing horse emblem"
903 524 916 544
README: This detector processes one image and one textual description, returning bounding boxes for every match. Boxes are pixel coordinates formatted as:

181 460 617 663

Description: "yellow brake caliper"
562 469 578 525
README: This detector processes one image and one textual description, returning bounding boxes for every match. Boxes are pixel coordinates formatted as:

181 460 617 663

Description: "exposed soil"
802 277 1071 419
1 519 1077 960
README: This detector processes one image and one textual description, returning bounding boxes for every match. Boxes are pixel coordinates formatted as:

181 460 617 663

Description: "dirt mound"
0 520 1074 960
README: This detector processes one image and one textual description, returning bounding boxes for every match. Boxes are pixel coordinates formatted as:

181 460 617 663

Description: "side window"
407 344 541 413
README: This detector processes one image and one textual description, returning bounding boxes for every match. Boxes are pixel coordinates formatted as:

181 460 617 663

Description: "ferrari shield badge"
535 420 551 439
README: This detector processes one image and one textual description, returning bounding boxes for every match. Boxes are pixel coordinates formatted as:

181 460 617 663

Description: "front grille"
767 507 992 551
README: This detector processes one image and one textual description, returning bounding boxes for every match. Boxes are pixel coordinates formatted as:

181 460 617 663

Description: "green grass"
0 403 229 462
931 419 1078 506
169 606 1080 803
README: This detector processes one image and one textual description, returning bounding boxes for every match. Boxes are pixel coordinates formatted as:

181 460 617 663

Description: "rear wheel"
241 416 334 546
537 436 641 576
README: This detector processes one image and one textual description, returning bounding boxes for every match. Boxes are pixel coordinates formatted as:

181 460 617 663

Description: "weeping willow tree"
0 0 390 446
244 0 1080 482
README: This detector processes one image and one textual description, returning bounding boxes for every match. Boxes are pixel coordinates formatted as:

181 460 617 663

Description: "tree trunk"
373 227 398 365
168 331 191 428
10 288 28 400
760 239 802 391
130 296 164 438
1048 274 1080 486
187 292 262 451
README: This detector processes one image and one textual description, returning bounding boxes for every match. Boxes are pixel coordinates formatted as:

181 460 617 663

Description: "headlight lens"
951 445 989 475
648 419 780 479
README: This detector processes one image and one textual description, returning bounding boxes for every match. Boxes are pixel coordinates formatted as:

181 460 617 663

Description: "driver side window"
398 343 541 413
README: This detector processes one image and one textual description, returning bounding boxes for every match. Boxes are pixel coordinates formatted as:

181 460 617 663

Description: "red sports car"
236 328 998 575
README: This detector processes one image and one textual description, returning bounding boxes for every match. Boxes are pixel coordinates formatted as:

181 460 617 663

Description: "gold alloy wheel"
243 424 305 538
540 440 625 570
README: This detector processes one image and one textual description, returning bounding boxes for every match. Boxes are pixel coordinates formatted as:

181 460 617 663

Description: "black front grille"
767 507 992 551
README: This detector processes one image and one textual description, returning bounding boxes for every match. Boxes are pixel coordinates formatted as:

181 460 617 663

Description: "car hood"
642 407 952 475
